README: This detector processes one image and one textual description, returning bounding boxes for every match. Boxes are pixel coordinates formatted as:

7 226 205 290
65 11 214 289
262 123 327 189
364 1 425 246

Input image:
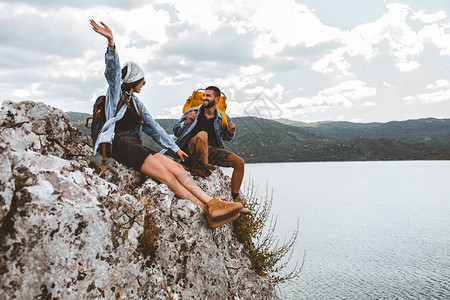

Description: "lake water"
224 161 450 299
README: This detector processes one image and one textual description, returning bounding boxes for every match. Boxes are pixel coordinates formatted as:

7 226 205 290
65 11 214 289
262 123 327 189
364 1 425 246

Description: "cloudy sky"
1 0 449 123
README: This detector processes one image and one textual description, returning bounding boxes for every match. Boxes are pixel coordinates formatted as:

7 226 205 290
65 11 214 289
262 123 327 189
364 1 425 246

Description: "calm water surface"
226 161 450 299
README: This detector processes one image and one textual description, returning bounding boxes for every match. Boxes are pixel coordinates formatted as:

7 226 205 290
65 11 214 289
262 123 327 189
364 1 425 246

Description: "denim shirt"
93 47 180 155
160 104 234 157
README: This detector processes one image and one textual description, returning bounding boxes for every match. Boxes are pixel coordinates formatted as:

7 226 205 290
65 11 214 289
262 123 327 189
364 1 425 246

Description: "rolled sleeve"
221 114 234 141
104 47 122 120
173 110 190 137
141 104 180 153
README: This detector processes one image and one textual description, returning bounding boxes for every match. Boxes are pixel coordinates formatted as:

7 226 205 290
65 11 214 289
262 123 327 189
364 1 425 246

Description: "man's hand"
227 122 236 134
184 112 196 125
176 149 189 162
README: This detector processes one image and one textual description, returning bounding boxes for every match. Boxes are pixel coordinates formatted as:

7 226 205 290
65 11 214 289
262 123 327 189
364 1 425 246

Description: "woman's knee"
140 156 173 182
173 162 185 174
153 167 176 184
153 153 186 176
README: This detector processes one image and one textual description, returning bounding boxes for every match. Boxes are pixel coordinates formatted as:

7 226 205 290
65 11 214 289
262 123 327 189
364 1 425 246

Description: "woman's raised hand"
90 19 114 47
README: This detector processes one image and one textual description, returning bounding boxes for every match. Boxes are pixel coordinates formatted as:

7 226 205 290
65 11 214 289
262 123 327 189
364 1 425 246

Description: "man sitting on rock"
166 86 247 207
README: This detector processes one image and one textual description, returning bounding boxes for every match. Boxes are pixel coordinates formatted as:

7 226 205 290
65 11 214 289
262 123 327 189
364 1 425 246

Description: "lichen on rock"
0 100 278 299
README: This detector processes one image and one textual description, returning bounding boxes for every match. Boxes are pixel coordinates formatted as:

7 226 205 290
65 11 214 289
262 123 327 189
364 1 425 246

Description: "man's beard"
204 100 215 108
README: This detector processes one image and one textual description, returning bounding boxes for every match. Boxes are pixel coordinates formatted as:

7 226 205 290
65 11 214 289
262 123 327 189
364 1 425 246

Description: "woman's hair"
121 65 144 93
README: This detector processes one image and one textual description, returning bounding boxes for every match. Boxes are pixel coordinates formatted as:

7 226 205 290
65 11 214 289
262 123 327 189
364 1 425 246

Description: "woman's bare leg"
140 153 243 222
151 154 243 220
152 153 213 203
140 154 208 212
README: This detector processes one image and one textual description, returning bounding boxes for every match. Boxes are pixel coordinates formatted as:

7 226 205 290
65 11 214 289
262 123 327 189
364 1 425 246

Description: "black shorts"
112 130 156 171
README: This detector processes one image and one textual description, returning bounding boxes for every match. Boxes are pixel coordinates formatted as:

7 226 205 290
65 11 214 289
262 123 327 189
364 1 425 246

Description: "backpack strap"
79 117 92 129
100 144 107 177
117 94 144 124
138 105 143 124
116 96 129 116
218 110 228 130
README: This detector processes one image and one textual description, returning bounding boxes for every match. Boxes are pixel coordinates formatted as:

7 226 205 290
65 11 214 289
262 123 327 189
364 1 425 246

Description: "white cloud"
102 5 171 63
410 10 447 24
287 94 354 109
240 65 263 75
157 104 185 118
243 84 285 100
405 79 450 103
0 2 172 104
163 0 344 59
158 74 191 86
311 48 352 75
397 60 420 72
311 2 450 76
416 89 450 103
426 79 449 89
383 82 394 88
280 80 376 116
361 101 376 106
403 95 415 104
418 23 450 56
161 0 229 34
358 3 424 65
12 83 44 99
319 80 376 99
214 74 259 91
159 79 377 120
2 0 450 123
249 1 342 57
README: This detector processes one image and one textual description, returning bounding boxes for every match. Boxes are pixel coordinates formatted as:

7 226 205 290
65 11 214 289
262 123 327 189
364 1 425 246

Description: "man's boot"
182 153 211 177
205 162 216 171
234 195 251 215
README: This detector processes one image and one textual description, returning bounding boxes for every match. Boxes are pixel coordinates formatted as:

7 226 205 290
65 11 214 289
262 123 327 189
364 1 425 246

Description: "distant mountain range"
67 111 450 163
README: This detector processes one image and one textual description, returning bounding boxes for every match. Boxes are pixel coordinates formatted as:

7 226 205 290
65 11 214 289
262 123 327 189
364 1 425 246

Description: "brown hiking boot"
207 213 240 229
205 163 216 171
208 197 243 221
182 154 211 177
240 208 251 215
234 195 251 215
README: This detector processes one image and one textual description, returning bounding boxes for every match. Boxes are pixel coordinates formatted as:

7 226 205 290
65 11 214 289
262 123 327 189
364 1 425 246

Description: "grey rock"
0 100 278 299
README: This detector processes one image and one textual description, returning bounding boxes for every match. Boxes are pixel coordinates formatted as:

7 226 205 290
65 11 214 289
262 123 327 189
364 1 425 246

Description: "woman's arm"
90 19 121 119
141 106 188 160
90 19 114 47
139 101 181 153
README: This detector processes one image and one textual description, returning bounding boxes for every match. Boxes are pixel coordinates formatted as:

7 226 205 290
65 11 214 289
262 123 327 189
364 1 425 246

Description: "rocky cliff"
0 101 278 299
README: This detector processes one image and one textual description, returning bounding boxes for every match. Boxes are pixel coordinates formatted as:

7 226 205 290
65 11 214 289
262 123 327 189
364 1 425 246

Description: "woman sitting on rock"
90 19 243 228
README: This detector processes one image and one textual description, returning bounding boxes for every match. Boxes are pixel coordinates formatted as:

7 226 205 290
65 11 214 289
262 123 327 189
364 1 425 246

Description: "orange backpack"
182 89 228 129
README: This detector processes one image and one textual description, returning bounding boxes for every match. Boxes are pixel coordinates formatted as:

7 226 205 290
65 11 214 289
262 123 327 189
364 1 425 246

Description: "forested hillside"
68 112 450 163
